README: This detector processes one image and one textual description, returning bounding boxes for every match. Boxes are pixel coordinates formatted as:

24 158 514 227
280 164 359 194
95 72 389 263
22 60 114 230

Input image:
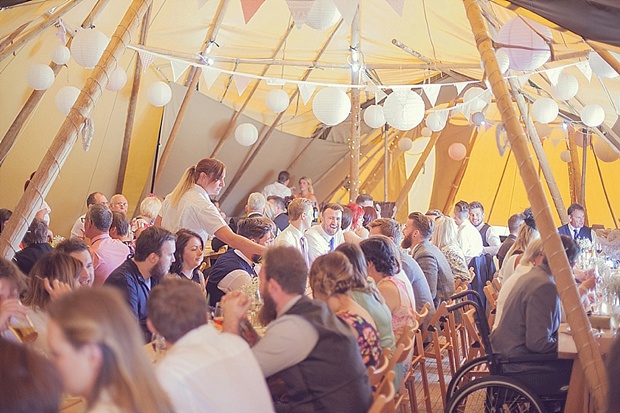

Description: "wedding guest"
341 206 364 244
295 176 318 209
131 195 162 240
498 208 539 282
432 216 469 282
0 208 11 234
169 229 206 293
13 218 52 276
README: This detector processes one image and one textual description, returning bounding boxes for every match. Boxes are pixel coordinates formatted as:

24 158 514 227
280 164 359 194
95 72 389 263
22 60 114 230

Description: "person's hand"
221 291 251 334
574 268 595 282
0 299 28 332
43 278 72 300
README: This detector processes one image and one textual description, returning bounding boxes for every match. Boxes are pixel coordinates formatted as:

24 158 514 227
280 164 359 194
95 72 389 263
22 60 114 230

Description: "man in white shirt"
469 201 501 256
454 200 483 262
70 192 108 240
304 203 345 265
148 278 274 413
262 170 292 199
275 198 314 266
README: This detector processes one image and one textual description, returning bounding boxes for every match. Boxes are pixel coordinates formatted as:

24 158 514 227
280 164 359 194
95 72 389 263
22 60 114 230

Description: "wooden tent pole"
394 133 440 212
587 41 620 78
383 125 389 201
0 0 112 167
463 1 608 411
508 77 569 224
360 129 399 194
210 22 295 159
442 128 478 214
153 0 231 188
0 0 153 260
487 150 511 221
116 4 151 193
349 8 361 202
0 0 85 62
590 141 618 229
567 129 583 205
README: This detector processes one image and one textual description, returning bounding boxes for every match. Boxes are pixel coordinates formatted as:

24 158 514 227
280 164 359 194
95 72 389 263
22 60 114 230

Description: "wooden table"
558 323 614 413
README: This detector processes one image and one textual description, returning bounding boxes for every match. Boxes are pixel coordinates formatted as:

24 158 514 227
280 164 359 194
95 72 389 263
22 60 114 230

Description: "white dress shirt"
475 222 501 256
456 220 483 262
304 224 345 266
70 214 85 239
262 181 291 199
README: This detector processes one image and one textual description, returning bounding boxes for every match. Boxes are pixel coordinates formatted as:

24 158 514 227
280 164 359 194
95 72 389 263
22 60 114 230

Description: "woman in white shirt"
498 208 539 282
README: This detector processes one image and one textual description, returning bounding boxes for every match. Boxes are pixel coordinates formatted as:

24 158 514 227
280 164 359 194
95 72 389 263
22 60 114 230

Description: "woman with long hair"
498 208 539 282
347 203 368 239
432 216 469 281
47 287 174 413
309 252 381 367
169 229 206 293
156 157 264 259
295 176 318 208
341 206 364 244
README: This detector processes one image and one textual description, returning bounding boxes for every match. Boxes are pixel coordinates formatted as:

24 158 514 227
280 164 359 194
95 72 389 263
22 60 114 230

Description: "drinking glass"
8 304 38 344
213 302 224 329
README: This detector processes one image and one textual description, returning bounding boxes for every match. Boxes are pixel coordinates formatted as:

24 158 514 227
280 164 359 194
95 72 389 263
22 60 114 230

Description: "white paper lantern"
471 112 486 126
55 86 81 115
363 105 385 128
383 90 425 131
70 29 109 69
27 64 55 90
312 88 351 126
235 123 259 146
425 112 447 132
265 89 290 113
147 81 172 107
593 138 620 162
51 45 70 65
306 0 341 30
398 137 413 152
421 127 432 137
560 150 571 163
553 73 579 101
531 98 558 124
588 51 619 79
495 49 510 74
106 68 127 91
462 87 487 112
448 143 467 161
497 18 551 71
581 104 605 127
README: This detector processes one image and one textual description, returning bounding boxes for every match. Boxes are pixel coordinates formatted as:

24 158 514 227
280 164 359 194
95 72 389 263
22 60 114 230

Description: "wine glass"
213 302 224 328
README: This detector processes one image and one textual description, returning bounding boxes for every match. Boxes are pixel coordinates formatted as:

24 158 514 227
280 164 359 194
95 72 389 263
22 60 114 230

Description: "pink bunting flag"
241 0 266 24
285 0 315 28
137 50 157 73
385 0 404 16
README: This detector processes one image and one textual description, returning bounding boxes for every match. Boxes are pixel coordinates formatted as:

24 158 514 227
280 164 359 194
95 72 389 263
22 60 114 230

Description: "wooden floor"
407 352 454 413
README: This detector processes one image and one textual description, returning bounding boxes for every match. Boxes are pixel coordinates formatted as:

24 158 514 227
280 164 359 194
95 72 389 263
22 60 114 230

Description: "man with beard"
221 246 372 413
469 201 501 256
304 203 345 265
105 226 176 342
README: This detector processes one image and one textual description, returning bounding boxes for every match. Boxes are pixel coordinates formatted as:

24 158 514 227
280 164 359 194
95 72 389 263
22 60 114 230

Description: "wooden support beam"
349 8 361 203
443 129 478 214
567 129 583 205
0 0 153 260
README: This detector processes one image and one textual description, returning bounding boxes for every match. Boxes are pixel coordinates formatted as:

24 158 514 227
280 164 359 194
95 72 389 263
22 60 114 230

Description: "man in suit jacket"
558 203 594 242
212 193 265 251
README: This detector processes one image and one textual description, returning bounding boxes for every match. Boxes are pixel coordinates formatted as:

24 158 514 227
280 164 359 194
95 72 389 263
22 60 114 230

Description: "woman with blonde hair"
309 252 381 368
498 208 539 282
130 195 162 240
432 216 469 282
295 176 318 208
156 158 264 259
47 287 174 413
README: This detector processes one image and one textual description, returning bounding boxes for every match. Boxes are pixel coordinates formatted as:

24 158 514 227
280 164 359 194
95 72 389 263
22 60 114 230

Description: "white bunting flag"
577 61 593 82
454 82 468 95
233 74 252 96
422 84 441 107
137 50 156 73
298 83 317 104
170 60 191 82
375 89 387 104
385 0 404 16
518 74 530 88
546 67 563 86
285 0 314 28
333 0 359 27
201 67 220 90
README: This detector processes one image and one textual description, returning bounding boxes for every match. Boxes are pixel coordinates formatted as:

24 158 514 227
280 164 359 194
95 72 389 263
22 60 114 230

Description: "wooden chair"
369 371 396 413
406 304 432 413
483 281 498 328
491 277 502 293
368 347 392 393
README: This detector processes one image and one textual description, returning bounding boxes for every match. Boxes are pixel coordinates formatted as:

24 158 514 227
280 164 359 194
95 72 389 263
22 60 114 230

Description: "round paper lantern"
55 86 80 114
471 112 486 126
306 0 341 30
588 51 619 79
312 88 351 126
593 138 620 162
363 105 385 128
106 67 127 91
235 123 259 146
51 45 70 65
462 87 487 111
27 64 55 90
425 112 446 132
553 73 579 101
421 127 432 137
581 104 605 127
531 98 558 124
70 29 109 69
265 89 290 113
147 81 172 107
534 122 552 140
383 90 425 131
448 143 467 161
398 137 413 152
497 17 551 71
560 150 571 163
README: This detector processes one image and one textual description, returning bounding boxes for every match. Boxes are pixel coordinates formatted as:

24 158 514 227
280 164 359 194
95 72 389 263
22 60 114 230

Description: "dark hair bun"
523 207 536 230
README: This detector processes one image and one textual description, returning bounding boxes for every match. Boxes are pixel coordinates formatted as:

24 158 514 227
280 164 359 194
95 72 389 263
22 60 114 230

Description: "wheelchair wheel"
446 376 545 413
446 356 490 400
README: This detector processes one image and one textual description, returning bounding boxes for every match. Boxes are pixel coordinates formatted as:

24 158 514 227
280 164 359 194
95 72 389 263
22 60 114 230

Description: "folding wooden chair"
406 304 432 413
369 371 396 413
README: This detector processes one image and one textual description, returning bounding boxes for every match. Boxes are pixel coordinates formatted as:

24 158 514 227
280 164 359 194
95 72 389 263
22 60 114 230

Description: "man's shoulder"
106 260 138 282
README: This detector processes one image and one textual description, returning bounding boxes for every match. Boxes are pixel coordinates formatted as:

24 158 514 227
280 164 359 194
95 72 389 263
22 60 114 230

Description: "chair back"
368 371 396 413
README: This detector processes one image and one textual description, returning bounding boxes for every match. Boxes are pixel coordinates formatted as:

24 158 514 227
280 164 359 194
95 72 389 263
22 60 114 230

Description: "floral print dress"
336 310 382 368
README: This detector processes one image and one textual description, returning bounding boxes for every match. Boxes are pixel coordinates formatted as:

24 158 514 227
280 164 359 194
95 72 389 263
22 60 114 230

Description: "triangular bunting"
461 102 472 120
385 0 404 16
196 0 208 8
366 82 379 93
285 0 314 28
170 60 191 82
436 109 449 126
137 50 156 72
577 61 593 82
201 67 220 90
298 83 317 104
233 74 252 95
551 138 560 148
332 0 359 27
422 84 441 107
375 89 387 104
546 67 563 86
241 0 266 24
517 74 530 88
362 72 371 83
454 82 467 95
266 78 286 86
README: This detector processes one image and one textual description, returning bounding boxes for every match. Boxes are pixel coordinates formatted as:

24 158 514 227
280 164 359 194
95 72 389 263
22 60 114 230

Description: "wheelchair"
444 291 568 413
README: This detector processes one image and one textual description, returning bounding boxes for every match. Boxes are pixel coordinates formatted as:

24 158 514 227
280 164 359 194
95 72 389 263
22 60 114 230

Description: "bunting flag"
201 67 220 89
170 60 191 82
241 0 266 24
375 89 387 103
517 74 531 88
298 82 317 104
461 102 472 120
577 61 593 82
285 0 315 28
435 109 449 126
454 82 467 95
385 0 404 16
137 50 157 72
233 74 252 95
266 78 286 86
422 84 441 107
546 66 563 86
365 82 379 93
332 0 359 27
